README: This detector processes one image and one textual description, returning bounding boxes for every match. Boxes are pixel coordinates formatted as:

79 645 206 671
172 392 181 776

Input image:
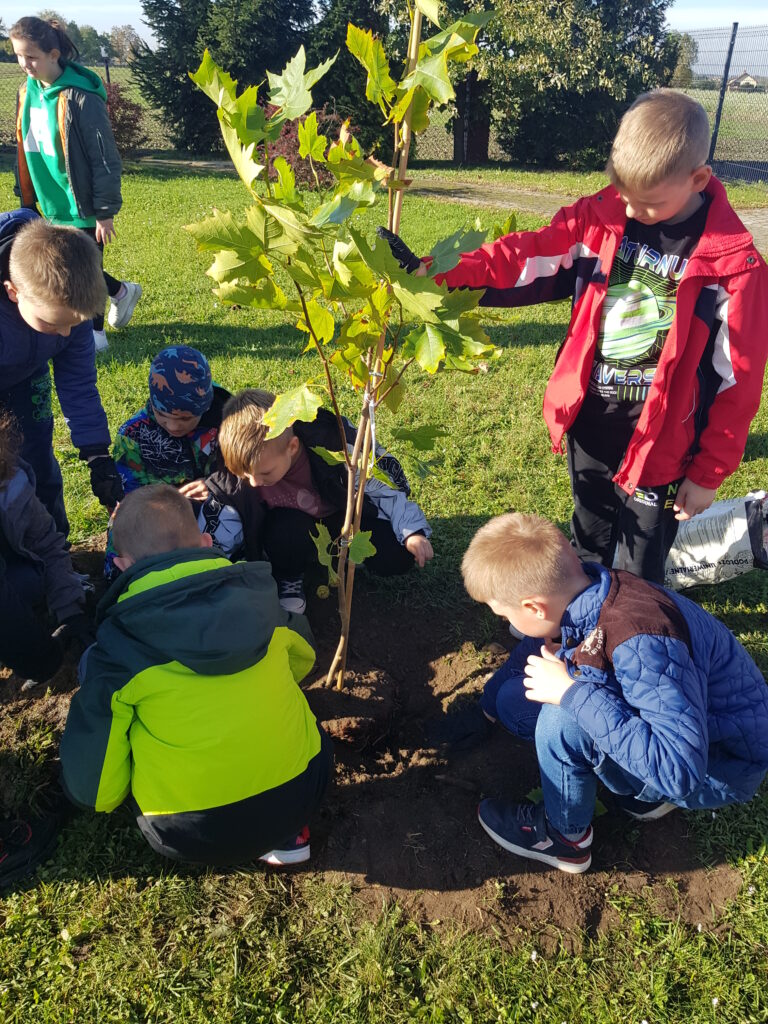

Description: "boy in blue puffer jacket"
461 512 768 874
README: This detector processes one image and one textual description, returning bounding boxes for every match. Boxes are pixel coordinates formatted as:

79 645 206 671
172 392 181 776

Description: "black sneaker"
0 815 60 890
614 793 677 821
276 577 307 614
478 798 593 873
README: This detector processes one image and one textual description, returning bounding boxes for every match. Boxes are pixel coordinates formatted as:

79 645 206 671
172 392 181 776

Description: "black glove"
376 226 422 274
84 455 124 510
53 612 96 652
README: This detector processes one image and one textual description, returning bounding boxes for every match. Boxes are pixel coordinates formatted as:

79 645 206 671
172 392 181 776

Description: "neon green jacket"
61 549 321 822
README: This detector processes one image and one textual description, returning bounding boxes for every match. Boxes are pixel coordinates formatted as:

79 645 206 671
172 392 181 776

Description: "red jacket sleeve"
436 199 590 307
686 259 768 489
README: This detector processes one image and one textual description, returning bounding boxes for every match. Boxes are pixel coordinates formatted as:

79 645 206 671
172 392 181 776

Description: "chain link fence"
0 62 169 153
674 23 768 184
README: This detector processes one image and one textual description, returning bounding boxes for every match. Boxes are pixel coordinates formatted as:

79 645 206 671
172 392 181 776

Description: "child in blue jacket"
461 512 768 874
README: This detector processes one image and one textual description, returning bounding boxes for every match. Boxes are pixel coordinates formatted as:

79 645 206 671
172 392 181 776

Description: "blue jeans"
482 642 655 835
0 369 68 536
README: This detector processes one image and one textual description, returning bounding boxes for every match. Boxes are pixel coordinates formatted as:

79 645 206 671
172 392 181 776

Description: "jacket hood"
590 177 757 266
43 62 107 100
98 548 289 676
0 209 38 296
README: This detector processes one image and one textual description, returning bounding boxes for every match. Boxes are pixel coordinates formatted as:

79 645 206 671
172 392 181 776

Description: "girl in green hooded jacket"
10 16 142 350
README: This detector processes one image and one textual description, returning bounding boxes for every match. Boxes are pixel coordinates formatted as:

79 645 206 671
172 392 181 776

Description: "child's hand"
405 533 434 568
523 646 574 705
95 218 116 244
178 479 210 501
673 478 717 521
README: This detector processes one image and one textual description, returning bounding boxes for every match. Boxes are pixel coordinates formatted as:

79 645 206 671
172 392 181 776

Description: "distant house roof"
727 71 758 89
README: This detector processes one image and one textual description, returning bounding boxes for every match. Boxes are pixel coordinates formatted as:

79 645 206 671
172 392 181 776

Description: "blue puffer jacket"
492 564 768 809
0 209 109 450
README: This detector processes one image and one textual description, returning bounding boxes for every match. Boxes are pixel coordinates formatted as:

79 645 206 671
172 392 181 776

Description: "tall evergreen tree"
205 0 314 87
306 0 392 153
133 0 218 153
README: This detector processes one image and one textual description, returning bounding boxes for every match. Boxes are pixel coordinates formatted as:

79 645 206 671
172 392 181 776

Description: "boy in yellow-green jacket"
61 484 333 867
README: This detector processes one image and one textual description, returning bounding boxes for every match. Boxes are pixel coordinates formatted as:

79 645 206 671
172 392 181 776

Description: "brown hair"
462 513 577 607
112 484 203 562
218 388 292 477
0 411 21 488
8 218 107 317
606 89 711 191
10 16 80 64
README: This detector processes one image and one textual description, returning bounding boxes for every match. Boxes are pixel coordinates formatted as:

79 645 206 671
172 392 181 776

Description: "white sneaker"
107 281 142 328
277 577 307 614
93 329 109 352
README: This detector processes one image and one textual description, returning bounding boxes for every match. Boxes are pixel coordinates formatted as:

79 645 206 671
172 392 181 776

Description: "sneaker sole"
478 813 592 874
108 284 142 328
259 846 311 866
624 801 677 821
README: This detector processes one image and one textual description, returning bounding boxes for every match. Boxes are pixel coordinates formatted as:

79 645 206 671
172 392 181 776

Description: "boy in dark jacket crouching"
461 512 768 874
61 484 333 867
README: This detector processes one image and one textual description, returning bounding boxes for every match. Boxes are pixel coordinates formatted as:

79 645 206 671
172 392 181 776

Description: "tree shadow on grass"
100 321 310 365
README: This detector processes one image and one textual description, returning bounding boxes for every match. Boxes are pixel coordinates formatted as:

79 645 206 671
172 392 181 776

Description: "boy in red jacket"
384 90 768 582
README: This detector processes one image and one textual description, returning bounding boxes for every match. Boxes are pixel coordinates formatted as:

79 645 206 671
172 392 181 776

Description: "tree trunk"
453 69 492 165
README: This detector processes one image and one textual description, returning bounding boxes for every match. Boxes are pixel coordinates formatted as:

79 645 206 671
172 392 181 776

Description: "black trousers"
82 227 121 331
567 432 681 584
262 506 415 580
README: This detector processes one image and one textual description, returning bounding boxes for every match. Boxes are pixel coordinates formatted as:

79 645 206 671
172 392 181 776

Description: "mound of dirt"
0 541 746 948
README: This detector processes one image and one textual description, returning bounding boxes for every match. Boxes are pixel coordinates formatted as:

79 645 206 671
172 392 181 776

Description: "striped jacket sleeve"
685 260 768 489
436 199 590 307
60 641 134 812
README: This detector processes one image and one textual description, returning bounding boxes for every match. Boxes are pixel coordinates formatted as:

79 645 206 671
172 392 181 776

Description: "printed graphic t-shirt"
572 195 711 466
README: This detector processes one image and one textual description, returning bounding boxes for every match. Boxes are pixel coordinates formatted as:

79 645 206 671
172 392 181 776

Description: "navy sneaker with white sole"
613 793 677 821
478 798 592 874
259 825 311 867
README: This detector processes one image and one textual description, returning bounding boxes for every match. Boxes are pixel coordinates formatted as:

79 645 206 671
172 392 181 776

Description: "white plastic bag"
664 491 768 591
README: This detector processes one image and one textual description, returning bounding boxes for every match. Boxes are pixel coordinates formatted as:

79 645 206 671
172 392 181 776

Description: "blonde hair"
112 484 202 562
218 388 292 477
606 89 711 191
462 513 576 606
9 218 108 316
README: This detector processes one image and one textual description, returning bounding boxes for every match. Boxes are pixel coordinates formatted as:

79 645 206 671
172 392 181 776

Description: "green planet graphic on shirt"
598 279 677 361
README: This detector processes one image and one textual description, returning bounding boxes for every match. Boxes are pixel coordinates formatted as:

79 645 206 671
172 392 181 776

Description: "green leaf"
311 446 346 466
218 119 265 189
348 530 376 565
297 112 327 162
330 345 370 388
311 522 338 586
409 87 431 134
391 276 446 323
245 204 295 255
428 226 487 278
381 375 405 414
310 179 376 226
346 24 397 113
190 50 238 111
415 0 442 28
272 157 299 205
422 12 495 63
403 51 454 105
207 247 272 285
492 212 517 241
261 200 323 246
402 322 448 373
215 279 299 312
297 299 335 345
262 385 323 437
390 425 449 451
267 47 337 121
368 462 394 486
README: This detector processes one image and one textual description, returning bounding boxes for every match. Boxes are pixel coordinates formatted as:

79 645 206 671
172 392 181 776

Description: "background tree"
110 24 144 64
669 31 699 89
478 0 679 167
306 0 392 153
133 0 219 153
205 0 314 87
78 25 114 64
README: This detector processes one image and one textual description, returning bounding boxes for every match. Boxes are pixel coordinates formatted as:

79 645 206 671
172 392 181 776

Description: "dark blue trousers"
0 368 69 536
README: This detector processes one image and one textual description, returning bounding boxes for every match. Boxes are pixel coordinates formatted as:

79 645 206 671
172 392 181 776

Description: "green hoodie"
20 63 107 227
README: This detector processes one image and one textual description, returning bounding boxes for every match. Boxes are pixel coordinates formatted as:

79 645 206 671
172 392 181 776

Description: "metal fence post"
708 21 738 163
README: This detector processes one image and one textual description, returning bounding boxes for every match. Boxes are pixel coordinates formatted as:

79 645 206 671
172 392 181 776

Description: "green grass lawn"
1 165 768 1021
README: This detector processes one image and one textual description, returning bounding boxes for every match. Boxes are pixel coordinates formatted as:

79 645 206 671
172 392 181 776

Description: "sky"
1 0 766 41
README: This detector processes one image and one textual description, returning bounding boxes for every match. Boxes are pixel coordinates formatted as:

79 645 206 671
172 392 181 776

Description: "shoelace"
278 579 304 596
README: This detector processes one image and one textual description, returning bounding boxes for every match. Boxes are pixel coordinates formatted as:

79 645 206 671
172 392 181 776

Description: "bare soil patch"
0 539 744 947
